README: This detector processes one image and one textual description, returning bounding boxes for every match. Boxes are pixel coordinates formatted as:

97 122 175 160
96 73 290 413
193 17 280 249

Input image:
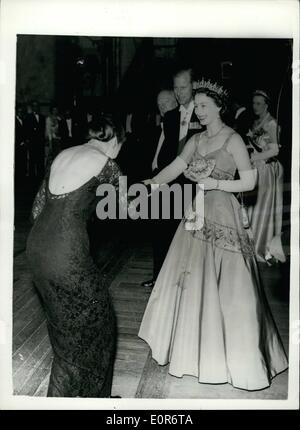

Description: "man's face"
32 102 39 113
173 72 193 108
157 92 177 116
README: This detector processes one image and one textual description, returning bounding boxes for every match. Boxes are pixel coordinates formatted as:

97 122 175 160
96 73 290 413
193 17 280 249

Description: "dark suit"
234 108 253 145
152 106 202 279
59 117 81 149
117 114 158 185
156 108 201 170
14 116 27 182
24 112 46 180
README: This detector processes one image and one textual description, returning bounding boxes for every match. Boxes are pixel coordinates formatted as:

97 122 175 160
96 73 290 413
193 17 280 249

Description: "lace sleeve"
30 168 50 223
107 159 123 189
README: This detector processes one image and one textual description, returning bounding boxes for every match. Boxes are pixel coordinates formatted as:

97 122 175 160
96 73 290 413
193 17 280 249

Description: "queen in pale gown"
138 81 288 391
246 90 284 262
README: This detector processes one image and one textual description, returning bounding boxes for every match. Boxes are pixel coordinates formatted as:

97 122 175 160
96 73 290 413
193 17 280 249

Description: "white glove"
218 169 257 192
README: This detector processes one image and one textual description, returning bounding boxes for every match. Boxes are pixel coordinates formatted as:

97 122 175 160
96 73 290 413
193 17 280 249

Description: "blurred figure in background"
14 104 27 183
24 101 46 182
59 107 80 149
231 96 253 145
45 105 62 167
117 106 156 184
246 90 283 262
151 89 178 173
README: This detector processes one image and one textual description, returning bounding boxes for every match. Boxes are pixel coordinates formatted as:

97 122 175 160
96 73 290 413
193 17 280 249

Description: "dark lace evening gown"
26 159 121 397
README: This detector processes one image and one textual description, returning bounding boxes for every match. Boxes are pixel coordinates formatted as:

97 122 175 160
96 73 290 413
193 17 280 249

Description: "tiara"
192 79 229 99
253 89 270 100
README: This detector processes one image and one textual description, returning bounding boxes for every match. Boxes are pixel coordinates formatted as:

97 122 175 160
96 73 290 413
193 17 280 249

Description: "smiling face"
194 93 221 126
252 95 268 116
173 71 193 108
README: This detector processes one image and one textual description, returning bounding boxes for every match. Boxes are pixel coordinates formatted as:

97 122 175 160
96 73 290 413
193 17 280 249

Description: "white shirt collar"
179 100 194 114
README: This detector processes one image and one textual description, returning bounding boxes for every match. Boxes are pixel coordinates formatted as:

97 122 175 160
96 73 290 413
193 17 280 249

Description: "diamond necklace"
206 123 225 139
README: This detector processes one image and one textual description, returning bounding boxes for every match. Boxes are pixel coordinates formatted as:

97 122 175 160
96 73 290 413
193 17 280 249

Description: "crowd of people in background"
15 70 288 269
14 102 94 185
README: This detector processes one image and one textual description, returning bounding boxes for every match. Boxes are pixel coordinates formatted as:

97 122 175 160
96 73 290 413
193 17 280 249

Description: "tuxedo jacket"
24 113 46 145
59 117 81 145
15 117 25 147
235 109 253 143
156 106 202 171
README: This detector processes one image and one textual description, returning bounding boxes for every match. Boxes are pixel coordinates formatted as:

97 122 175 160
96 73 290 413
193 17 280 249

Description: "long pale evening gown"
246 113 284 262
138 130 288 391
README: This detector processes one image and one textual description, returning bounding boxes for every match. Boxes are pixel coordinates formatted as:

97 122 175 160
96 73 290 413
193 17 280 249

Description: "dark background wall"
15 35 293 230
16 36 292 171
16 36 292 113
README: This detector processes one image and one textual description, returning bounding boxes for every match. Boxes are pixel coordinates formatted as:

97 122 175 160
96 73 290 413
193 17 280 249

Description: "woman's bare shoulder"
52 145 107 169
225 128 246 151
49 146 109 194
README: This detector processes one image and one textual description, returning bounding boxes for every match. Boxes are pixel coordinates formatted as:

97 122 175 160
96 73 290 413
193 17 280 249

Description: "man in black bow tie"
142 68 202 288
15 104 27 183
24 101 46 182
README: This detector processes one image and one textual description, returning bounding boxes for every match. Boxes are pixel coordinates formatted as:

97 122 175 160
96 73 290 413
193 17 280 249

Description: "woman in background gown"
246 90 284 262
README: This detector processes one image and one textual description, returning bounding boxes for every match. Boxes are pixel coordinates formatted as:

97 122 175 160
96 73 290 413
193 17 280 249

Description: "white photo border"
0 0 299 410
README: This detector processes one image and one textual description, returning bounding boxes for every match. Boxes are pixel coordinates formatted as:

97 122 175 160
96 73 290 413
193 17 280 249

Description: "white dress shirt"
66 118 72 137
152 123 164 171
179 100 194 142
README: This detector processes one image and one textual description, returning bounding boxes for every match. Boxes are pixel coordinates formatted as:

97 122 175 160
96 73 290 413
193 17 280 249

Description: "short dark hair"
173 67 195 83
88 113 125 144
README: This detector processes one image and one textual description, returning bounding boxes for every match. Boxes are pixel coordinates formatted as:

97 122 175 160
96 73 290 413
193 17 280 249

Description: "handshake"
142 157 218 191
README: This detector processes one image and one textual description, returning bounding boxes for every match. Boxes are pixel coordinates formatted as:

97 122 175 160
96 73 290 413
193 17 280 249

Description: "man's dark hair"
173 67 195 83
